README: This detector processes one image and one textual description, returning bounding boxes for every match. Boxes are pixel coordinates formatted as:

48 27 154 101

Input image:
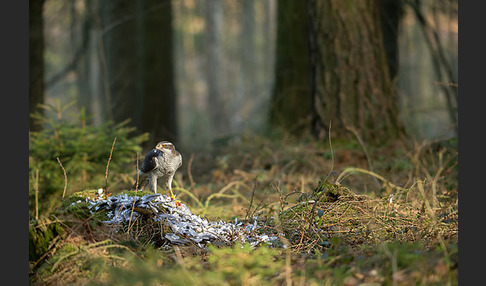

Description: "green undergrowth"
29 217 65 262
29 128 458 285
29 101 148 217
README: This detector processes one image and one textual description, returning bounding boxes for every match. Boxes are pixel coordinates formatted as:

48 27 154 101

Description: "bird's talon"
174 200 182 207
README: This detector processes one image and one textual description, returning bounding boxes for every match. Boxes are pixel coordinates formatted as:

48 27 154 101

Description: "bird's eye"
162 144 167 148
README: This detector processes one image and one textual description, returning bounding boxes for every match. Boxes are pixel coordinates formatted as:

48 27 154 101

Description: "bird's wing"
132 173 149 190
177 152 182 169
140 149 161 173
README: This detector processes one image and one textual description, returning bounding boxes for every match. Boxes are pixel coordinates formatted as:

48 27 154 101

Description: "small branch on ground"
104 137 117 190
245 177 258 221
32 168 40 220
57 157 68 200
188 153 195 188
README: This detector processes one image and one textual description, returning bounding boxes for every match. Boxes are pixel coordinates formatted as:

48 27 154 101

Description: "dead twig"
32 168 40 220
104 137 117 190
433 81 458 88
245 177 258 221
134 152 140 190
57 157 68 200
187 153 195 188
345 125 381 189
336 167 408 192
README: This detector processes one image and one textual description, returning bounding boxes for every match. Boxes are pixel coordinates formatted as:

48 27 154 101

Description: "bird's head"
155 141 175 153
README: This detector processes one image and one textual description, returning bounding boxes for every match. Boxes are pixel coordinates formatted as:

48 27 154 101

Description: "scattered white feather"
81 192 278 247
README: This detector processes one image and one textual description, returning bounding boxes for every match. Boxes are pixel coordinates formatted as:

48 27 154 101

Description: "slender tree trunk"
88 26 104 126
99 0 177 148
234 0 255 131
307 0 325 139
269 0 312 134
407 0 458 135
99 0 137 124
205 0 228 137
29 0 45 132
141 0 177 146
73 0 94 122
379 0 404 82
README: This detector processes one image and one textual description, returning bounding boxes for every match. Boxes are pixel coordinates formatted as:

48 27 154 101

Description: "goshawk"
134 141 182 203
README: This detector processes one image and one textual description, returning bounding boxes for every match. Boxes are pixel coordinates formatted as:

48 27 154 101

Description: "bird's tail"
132 171 149 190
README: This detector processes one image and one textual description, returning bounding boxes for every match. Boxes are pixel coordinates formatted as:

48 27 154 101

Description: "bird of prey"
134 141 182 204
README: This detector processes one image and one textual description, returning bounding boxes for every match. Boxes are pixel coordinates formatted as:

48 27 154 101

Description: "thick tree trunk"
315 0 404 142
29 0 45 132
270 0 405 143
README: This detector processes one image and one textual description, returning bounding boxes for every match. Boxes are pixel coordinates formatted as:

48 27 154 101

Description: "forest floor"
29 133 458 285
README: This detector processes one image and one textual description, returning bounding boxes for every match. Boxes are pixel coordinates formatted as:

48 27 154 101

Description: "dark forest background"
30 0 458 151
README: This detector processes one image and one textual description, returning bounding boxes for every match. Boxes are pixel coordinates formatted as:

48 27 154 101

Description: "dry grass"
29 134 458 285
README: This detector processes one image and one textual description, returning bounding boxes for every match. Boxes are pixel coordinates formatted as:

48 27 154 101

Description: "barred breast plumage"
134 141 182 203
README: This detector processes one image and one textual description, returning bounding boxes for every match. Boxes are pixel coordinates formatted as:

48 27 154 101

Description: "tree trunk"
234 0 255 132
100 0 177 148
205 0 228 137
73 0 94 123
141 0 177 146
29 0 45 132
379 0 403 82
269 0 312 134
99 0 137 124
315 0 404 142
270 0 405 143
